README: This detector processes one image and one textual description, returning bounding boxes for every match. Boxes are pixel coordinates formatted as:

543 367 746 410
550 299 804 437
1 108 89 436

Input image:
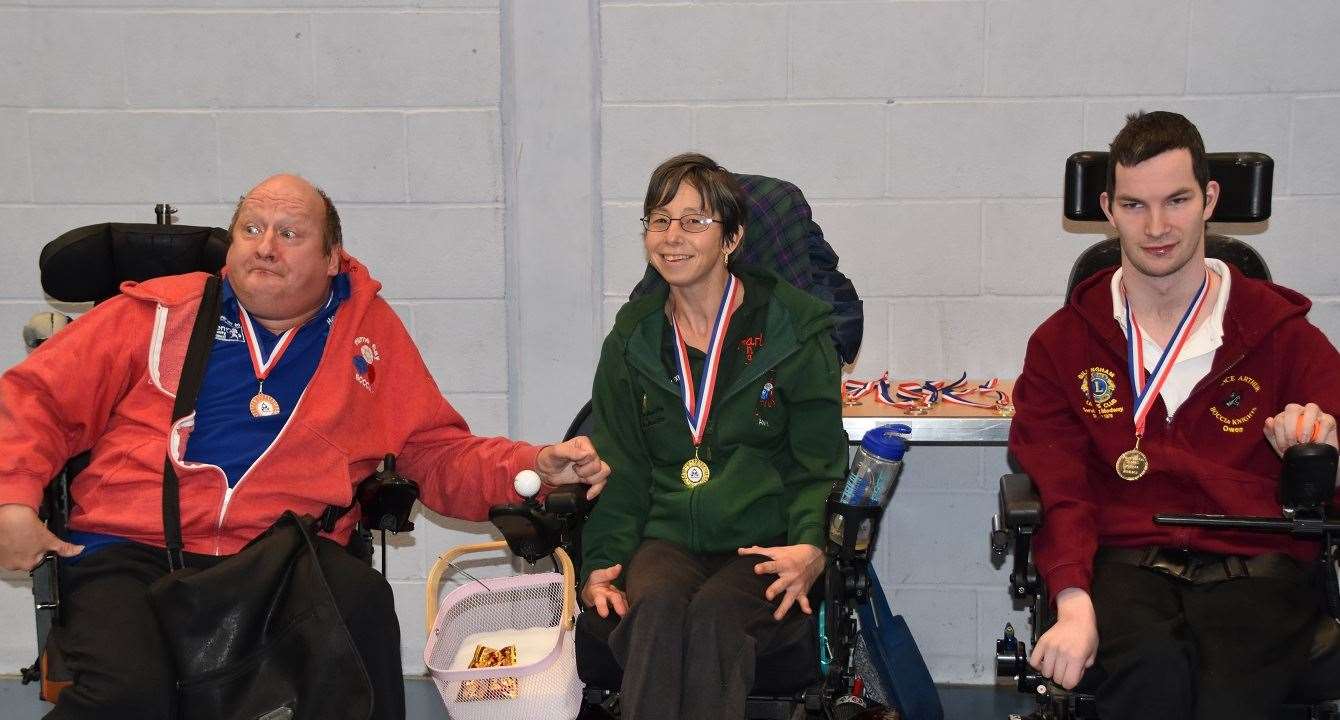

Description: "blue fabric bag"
856 567 944 720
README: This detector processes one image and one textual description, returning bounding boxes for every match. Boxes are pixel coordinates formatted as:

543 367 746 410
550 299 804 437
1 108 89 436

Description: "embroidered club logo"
353 336 381 392
215 315 244 343
759 380 777 408
739 333 764 364
1079 366 1123 420
1210 374 1261 434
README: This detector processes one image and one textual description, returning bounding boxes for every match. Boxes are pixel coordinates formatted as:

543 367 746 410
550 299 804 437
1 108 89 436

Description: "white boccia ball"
514 469 542 498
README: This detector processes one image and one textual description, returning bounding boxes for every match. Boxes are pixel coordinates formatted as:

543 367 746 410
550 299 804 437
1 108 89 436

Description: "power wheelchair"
19 207 420 704
989 151 1340 719
487 404 899 720
482 173 919 720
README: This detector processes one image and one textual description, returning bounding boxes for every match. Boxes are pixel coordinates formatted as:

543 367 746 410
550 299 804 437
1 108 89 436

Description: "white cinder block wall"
2 0 1340 692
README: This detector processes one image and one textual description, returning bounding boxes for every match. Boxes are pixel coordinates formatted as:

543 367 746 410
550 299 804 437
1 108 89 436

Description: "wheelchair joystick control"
514 469 542 502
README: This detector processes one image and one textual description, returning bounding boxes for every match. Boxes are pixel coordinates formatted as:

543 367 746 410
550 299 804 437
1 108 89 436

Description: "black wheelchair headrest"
41 223 229 303
1064 151 1273 223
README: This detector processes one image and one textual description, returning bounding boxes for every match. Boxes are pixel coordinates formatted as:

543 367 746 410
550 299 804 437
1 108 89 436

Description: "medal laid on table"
238 304 298 418
1117 269 1210 481
671 274 741 489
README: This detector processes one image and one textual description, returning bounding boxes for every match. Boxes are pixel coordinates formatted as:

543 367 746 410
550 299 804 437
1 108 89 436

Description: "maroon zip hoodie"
1011 263 1340 601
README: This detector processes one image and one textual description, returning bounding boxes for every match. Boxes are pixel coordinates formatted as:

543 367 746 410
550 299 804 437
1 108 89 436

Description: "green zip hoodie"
580 267 847 587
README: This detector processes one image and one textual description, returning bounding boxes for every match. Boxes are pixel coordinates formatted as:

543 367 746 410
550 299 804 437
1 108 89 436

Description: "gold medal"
681 457 710 488
249 391 281 417
1116 269 1209 484
1115 446 1148 481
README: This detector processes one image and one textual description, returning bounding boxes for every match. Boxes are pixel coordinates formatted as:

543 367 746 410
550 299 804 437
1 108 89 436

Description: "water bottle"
829 424 910 551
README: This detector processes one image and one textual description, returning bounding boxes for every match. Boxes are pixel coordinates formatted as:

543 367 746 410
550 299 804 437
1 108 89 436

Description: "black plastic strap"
162 275 222 570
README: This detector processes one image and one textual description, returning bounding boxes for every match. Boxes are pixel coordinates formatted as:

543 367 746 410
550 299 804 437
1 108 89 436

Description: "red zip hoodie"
0 252 539 555
1011 263 1340 601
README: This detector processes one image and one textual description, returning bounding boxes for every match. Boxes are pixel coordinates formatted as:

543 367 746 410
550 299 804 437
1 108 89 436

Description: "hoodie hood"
1067 262 1312 360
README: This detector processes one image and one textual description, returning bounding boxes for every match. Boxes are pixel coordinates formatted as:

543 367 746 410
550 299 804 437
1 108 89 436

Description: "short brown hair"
227 183 343 255
1107 111 1210 199
643 153 747 245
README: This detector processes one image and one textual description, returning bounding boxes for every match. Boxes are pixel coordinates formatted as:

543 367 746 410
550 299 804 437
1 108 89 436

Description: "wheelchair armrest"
353 454 419 534
1000 473 1042 530
543 484 594 517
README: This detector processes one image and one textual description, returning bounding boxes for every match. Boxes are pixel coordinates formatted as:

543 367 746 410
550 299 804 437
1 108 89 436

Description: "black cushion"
999 473 1042 530
1064 151 1273 223
40 223 228 303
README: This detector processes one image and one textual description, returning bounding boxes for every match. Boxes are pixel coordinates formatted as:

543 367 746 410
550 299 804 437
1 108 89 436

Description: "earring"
722 249 730 266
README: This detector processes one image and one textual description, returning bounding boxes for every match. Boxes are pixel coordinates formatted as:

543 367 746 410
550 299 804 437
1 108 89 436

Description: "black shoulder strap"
162 275 222 570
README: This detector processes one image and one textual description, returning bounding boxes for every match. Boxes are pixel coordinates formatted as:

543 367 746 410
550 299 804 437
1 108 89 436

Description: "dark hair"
1106 111 1210 199
228 180 343 255
643 153 747 248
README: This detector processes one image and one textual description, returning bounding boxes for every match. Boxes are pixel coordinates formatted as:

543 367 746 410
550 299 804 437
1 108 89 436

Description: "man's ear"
1099 191 1115 227
1201 180 1220 222
326 247 340 276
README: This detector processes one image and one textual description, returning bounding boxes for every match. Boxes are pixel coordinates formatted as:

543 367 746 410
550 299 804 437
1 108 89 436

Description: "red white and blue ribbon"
671 274 741 447
940 373 1004 409
845 372 1010 412
238 304 298 386
1122 269 1211 438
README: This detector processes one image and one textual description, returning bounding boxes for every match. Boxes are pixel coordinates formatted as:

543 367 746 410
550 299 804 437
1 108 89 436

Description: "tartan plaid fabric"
630 174 864 364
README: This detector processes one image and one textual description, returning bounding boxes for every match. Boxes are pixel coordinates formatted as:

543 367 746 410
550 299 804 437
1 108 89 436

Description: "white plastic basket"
423 541 580 720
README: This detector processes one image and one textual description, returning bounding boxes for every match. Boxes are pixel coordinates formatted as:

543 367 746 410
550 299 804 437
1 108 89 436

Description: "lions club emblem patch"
1079 366 1123 420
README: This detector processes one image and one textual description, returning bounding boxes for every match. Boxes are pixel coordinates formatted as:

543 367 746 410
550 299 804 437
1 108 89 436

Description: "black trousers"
608 538 810 720
1090 554 1324 720
45 538 404 720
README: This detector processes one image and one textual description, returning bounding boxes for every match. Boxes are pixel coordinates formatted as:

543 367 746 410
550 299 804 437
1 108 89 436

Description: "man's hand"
1264 402 1338 457
535 436 610 500
580 563 628 618
739 543 824 621
1029 587 1098 690
0 504 82 572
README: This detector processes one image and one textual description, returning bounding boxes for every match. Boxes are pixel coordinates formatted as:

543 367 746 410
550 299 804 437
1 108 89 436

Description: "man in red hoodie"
0 174 610 720
1011 111 1340 718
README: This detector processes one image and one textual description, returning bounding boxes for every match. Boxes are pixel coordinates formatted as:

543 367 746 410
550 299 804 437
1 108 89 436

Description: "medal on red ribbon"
238 304 298 418
671 274 741 488
1117 269 1210 481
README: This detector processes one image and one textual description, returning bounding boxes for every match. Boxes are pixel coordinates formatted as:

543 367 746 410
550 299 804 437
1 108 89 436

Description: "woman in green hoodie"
579 153 848 719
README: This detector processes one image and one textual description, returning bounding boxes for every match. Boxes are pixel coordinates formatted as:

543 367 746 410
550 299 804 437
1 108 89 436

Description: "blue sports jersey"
69 275 349 559
183 274 349 487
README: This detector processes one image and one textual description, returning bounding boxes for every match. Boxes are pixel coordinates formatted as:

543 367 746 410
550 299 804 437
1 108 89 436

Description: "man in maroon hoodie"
1011 111 1340 718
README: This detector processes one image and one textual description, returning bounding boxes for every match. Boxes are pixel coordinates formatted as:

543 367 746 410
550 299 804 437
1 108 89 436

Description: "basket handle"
553 546 576 631
425 541 578 632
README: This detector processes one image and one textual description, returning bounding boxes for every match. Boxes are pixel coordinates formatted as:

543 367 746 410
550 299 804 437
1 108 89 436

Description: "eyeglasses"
641 213 721 233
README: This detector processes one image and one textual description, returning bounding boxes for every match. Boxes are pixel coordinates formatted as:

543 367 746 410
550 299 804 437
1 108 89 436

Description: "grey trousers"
608 538 806 720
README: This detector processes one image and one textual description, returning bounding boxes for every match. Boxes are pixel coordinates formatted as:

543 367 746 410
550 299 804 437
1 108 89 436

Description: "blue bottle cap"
860 423 910 461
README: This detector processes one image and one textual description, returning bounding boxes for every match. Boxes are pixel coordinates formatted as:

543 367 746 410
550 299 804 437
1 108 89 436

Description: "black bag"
144 275 373 720
147 512 372 720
